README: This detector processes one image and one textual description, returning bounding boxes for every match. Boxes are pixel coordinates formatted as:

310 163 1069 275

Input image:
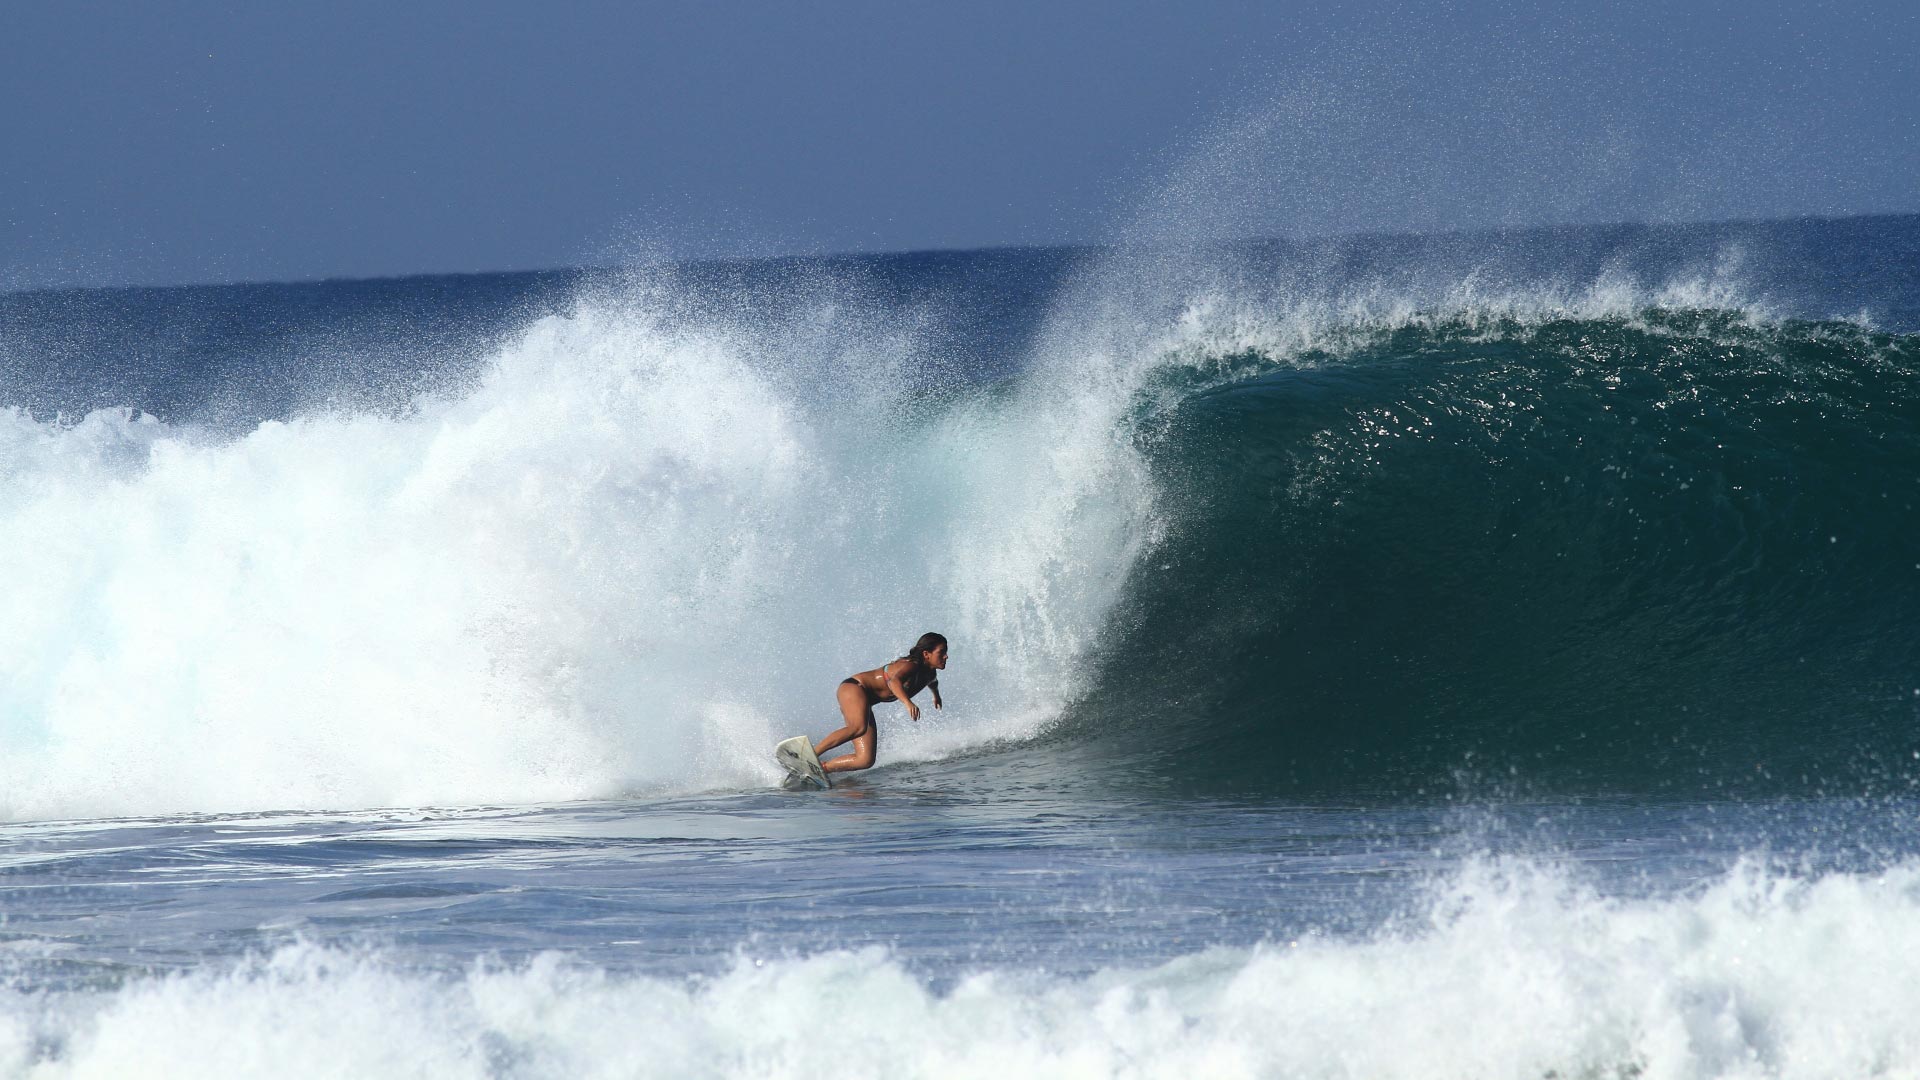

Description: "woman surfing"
780 632 948 783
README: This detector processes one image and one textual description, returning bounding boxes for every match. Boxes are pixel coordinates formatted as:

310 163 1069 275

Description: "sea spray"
0 267 1169 820
0 299 821 818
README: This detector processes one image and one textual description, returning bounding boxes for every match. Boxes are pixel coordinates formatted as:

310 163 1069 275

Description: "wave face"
0 217 1917 819
1074 307 1920 796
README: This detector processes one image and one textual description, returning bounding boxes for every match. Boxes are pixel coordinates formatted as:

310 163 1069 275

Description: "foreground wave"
5 856 1916 1079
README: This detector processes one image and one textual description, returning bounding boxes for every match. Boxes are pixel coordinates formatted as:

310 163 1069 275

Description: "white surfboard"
774 736 832 790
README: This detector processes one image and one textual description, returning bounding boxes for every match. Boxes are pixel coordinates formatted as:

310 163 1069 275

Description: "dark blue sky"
4 0 1915 288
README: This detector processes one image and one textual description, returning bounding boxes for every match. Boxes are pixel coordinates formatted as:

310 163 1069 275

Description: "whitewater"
2 214 1918 1077
0 267 1144 818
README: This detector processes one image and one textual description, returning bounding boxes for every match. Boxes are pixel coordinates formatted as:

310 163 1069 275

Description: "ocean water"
1 215 1918 1078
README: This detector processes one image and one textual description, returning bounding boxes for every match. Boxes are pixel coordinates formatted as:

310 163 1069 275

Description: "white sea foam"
0 268 1186 821
3 856 1915 1079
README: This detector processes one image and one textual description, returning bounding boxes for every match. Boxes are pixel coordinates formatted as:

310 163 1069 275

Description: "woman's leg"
824 714 878 774
816 681 878 772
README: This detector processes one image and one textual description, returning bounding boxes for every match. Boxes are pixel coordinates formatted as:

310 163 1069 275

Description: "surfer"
814 632 948 775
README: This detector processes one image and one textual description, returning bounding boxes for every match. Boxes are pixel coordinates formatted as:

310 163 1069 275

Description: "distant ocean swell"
1 256 1916 819
6 856 1920 1078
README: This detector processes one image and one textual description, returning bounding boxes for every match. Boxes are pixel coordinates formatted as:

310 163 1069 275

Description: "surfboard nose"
774 736 832 789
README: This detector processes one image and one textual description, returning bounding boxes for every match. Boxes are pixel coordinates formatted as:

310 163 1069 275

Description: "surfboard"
774 736 832 790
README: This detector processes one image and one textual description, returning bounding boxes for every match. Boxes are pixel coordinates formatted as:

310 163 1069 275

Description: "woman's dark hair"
902 632 947 665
